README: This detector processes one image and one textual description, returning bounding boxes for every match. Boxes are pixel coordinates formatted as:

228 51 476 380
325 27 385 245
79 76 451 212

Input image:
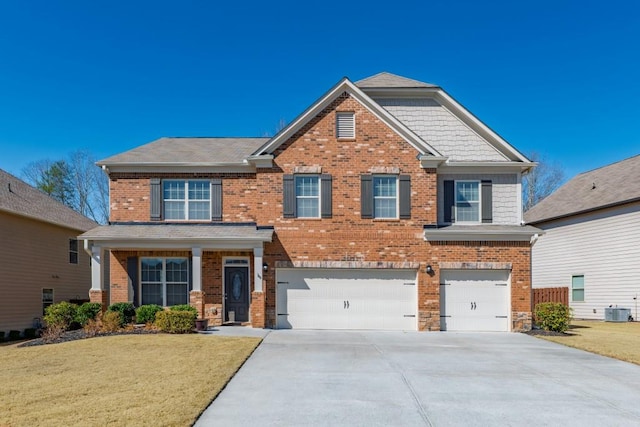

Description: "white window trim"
139 257 190 307
454 180 482 224
295 175 321 218
336 112 355 139
163 180 212 221
571 274 585 303
373 175 399 219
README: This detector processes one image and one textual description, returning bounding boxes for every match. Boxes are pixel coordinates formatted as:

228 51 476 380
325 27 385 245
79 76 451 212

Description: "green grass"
537 319 640 365
0 334 261 426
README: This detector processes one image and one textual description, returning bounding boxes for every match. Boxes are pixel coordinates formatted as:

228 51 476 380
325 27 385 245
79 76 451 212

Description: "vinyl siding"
375 97 508 161
0 211 92 333
531 202 640 320
437 173 520 225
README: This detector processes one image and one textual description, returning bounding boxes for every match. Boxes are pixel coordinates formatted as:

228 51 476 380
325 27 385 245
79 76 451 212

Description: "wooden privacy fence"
533 287 569 308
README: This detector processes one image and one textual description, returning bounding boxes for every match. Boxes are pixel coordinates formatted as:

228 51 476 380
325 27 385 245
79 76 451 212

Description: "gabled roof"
355 72 438 89
253 77 443 157
525 155 640 224
99 137 269 166
0 169 97 231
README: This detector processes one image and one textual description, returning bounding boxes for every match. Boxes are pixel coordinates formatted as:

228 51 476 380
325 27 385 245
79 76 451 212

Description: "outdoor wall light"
263 262 268 272
426 265 434 274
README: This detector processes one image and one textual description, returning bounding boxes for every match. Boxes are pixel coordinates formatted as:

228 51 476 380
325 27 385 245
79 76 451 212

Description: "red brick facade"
103 92 532 332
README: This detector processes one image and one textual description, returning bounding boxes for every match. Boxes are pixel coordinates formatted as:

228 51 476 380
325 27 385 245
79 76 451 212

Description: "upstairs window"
163 180 211 220
336 112 355 138
295 176 320 218
69 239 78 264
373 176 397 218
455 181 480 222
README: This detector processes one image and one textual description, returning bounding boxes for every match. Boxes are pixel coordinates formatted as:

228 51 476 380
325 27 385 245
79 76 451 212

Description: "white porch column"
253 247 264 292
192 248 202 292
91 246 103 291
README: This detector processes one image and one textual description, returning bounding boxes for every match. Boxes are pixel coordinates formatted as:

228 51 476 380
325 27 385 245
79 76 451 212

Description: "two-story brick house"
80 72 540 332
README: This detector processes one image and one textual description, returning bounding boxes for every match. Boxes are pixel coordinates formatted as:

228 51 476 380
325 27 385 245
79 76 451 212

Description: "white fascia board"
438 161 537 174
245 155 274 168
253 78 442 157
105 164 257 174
419 155 448 168
85 238 271 250
423 229 539 242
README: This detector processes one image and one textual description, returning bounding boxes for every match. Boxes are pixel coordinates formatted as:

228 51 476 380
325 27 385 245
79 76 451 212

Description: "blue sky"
0 1 638 179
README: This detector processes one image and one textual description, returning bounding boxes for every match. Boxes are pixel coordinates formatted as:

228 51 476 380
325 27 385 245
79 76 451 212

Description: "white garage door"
440 270 510 332
276 269 417 330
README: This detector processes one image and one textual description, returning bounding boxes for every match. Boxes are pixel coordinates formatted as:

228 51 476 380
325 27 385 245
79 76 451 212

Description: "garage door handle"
495 315 508 318
404 315 415 318
470 302 477 310
344 300 350 309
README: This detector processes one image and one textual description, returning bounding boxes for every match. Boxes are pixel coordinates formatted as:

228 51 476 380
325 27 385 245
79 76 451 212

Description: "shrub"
41 324 64 343
9 330 21 340
107 302 136 327
83 318 101 338
101 311 123 332
44 302 78 330
534 302 572 332
155 310 196 334
136 304 163 324
75 302 103 326
170 304 198 316
24 328 37 339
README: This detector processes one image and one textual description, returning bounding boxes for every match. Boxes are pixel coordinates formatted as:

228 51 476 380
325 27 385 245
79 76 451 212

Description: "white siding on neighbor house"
531 202 640 320
0 211 92 333
375 98 508 162
437 173 520 225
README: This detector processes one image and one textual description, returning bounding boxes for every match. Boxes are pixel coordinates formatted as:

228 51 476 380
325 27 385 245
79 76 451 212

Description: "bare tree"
522 151 566 211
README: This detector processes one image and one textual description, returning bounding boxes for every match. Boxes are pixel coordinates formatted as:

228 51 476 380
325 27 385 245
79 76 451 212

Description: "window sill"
372 218 401 222
294 217 323 221
337 137 356 141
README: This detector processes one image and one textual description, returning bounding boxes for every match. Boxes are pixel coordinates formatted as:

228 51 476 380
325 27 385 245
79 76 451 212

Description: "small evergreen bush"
170 304 198 315
44 301 78 330
106 302 136 326
9 330 21 340
534 302 572 333
155 310 196 334
75 302 103 326
136 304 163 324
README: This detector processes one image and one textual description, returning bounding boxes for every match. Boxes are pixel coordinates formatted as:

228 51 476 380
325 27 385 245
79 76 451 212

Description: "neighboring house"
80 72 540 332
0 169 97 334
525 155 640 321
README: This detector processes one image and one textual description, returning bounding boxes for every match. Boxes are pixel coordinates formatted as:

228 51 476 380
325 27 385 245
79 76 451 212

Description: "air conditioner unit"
604 307 630 322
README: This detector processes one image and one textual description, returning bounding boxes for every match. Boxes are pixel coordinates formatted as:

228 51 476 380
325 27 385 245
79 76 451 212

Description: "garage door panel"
440 270 510 332
276 269 417 331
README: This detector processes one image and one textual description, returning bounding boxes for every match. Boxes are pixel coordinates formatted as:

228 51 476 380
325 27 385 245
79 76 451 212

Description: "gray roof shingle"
98 137 270 165
356 72 438 89
0 169 97 231
79 224 273 242
524 154 640 224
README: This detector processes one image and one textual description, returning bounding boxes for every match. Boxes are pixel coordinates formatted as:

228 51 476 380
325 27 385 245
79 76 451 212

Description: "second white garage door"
276 269 417 330
440 270 511 332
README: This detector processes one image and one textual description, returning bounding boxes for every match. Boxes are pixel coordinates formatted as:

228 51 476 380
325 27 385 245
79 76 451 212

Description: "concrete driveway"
196 330 640 426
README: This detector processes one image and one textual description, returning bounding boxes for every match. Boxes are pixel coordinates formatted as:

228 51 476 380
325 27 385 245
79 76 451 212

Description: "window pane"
572 289 584 302
188 181 210 200
42 289 54 303
374 198 397 218
295 176 319 197
166 259 188 283
69 239 78 251
571 275 584 289
166 284 188 306
457 202 479 222
142 283 163 306
456 182 479 202
141 259 163 282
164 201 185 220
374 177 396 197
163 181 185 200
296 198 319 217
188 201 210 220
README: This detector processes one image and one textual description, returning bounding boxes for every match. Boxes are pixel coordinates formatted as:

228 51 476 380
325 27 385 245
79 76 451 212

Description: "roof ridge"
161 136 270 139
576 153 640 176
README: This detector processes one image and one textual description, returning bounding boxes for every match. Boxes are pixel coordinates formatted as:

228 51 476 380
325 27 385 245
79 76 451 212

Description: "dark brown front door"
224 266 249 322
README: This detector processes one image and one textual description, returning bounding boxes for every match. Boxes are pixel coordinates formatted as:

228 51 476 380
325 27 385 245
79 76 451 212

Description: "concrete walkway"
196 330 640 426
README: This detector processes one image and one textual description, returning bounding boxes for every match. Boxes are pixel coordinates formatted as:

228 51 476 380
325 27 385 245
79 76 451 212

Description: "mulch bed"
524 329 574 337
18 328 162 348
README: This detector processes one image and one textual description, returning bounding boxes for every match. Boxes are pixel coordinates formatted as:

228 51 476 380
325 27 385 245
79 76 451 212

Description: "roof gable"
253 77 443 157
0 169 97 231
525 155 640 224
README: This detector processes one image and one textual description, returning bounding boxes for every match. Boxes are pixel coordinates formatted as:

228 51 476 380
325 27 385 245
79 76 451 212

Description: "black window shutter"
481 180 493 223
320 174 332 218
399 175 411 219
188 257 193 292
211 179 222 221
283 175 295 218
361 175 373 219
444 180 454 223
150 178 162 220
127 257 138 307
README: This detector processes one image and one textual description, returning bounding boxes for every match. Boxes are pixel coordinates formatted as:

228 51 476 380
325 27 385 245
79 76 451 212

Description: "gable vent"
336 112 355 138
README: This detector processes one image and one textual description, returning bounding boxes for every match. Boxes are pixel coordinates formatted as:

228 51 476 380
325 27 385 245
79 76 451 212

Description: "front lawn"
537 319 640 365
0 334 261 426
